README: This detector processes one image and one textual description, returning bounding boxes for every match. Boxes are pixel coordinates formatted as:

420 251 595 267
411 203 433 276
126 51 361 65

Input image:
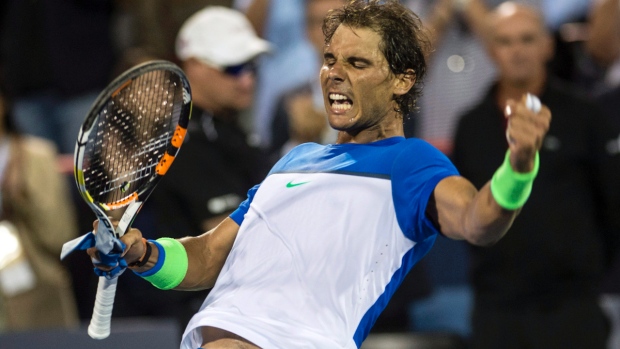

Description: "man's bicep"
427 175 478 240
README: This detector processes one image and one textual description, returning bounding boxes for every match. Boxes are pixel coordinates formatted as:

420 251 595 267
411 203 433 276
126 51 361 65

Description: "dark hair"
323 0 429 115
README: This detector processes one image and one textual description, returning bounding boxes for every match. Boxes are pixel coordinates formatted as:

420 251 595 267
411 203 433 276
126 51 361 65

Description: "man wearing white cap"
149 4 272 302
175 6 271 121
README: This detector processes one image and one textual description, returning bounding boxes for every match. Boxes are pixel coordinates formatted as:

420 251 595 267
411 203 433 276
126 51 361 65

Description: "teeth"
328 93 352 111
329 93 349 100
333 103 352 110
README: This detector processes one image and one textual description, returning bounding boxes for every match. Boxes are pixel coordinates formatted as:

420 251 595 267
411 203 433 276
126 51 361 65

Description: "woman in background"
0 88 79 331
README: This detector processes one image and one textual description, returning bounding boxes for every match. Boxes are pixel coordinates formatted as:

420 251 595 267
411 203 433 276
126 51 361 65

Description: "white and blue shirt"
181 137 459 349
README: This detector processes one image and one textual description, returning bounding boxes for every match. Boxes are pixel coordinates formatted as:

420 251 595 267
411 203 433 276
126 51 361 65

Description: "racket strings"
82 69 183 206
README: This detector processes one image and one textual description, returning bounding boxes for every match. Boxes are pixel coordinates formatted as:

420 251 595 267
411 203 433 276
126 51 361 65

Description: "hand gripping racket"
74 60 192 339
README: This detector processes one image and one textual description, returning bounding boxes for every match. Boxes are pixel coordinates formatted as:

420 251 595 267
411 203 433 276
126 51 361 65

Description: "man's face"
186 59 256 113
306 0 345 53
320 25 400 132
489 9 553 86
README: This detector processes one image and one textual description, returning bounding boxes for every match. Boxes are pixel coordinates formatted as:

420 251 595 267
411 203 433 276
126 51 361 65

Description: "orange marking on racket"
111 80 132 97
106 192 138 210
156 153 175 175
171 125 187 148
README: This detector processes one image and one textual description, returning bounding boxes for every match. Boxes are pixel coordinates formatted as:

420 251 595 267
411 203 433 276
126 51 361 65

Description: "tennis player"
91 1 551 348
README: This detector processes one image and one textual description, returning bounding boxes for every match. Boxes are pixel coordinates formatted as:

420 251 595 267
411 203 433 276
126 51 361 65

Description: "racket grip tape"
88 276 118 339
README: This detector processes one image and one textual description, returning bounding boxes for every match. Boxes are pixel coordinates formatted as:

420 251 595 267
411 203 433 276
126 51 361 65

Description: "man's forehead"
325 26 383 54
489 3 545 32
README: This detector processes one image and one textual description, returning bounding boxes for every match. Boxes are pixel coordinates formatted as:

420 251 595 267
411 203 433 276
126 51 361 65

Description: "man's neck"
336 112 404 144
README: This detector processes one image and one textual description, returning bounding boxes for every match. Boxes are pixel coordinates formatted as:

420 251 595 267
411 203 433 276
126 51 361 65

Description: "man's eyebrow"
348 56 373 65
323 52 373 65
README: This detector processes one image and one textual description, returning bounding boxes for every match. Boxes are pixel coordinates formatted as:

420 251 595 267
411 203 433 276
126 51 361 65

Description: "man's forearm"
461 181 519 246
130 217 240 291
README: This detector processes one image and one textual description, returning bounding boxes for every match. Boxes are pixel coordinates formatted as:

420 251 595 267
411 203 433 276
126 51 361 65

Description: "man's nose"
327 63 345 83
236 71 255 89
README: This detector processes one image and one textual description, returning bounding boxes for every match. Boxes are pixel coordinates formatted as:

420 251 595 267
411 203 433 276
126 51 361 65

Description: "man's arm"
243 0 270 37
428 176 516 246
428 96 551 246
586 0 620 67
179 217 240 290
461 0 491 42
103 217 240 290
423 0 457 49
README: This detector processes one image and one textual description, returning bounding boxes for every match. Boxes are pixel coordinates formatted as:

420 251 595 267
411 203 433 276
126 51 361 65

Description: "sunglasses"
222 61 257 77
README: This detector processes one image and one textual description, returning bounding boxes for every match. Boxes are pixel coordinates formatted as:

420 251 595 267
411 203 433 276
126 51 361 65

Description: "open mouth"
329 93 353 111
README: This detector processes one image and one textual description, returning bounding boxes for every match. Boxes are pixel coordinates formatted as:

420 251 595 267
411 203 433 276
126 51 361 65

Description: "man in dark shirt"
452 3 620 348
152 5 271 236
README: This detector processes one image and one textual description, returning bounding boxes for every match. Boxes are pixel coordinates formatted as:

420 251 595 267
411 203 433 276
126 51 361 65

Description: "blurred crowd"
0 0 618 348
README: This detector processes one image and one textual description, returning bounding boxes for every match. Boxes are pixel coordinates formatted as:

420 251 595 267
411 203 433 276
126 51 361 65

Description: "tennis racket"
74 60 192 339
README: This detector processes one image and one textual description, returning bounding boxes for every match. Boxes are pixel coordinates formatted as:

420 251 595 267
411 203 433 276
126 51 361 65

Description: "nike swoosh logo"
286 180 309 188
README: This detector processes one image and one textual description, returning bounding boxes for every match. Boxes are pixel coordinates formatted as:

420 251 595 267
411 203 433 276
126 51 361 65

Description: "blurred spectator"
404 0 607 338
0 0 117 155
0 88 79 331
236 0 318 149
268 0 344 162
586 0 620 89
157 5 271 233
406 0 595 153
404 0 499 153
452 3 620 348
116 0 234 61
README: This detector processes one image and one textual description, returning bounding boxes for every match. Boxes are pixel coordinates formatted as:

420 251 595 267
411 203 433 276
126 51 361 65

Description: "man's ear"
394 69 416 96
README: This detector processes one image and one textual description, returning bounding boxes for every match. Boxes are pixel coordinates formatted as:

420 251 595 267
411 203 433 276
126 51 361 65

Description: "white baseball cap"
175 6 272 68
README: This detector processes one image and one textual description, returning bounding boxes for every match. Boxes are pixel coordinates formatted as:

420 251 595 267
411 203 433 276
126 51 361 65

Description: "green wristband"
490 150 540 210
139 238 188 290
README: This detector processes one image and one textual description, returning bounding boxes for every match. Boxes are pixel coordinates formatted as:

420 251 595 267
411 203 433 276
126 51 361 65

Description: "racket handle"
88 276 118 339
